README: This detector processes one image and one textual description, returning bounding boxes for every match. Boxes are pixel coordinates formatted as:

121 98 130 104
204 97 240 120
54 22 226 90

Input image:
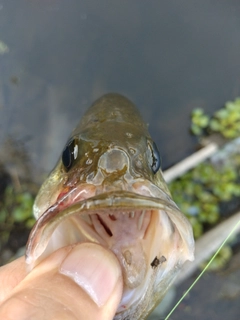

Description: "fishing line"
164 218 240 320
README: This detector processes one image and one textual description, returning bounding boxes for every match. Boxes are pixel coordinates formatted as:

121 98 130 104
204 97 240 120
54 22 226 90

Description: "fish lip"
26 187 195 313
26 188 194 317
26 190 182 267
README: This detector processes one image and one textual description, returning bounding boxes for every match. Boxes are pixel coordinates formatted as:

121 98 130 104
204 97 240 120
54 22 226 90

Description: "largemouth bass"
26 93 194 319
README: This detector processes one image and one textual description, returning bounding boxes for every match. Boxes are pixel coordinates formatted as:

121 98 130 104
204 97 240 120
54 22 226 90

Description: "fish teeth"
130 211 135 218
138 210 145 230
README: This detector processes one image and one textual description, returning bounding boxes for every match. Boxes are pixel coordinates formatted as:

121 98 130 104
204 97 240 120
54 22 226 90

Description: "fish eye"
62 138 79 171
148 140 161 174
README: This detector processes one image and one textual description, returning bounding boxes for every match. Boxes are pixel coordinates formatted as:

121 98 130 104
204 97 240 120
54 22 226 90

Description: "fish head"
26 94 194 319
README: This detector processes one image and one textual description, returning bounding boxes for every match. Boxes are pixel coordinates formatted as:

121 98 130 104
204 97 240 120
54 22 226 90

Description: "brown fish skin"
26 93 194 319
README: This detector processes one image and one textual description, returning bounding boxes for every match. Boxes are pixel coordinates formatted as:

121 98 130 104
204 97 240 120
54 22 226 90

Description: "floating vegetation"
169 97 240 270
0 185 36 258
0 139 40 265
191 108 210 136
169 161 240 239
191 97 240 139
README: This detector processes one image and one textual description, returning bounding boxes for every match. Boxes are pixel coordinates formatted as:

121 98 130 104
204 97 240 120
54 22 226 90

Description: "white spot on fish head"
86 158 92 165
126 132 133 138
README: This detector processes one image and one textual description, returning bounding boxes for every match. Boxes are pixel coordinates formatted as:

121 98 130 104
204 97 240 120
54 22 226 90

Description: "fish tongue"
113 242 147 289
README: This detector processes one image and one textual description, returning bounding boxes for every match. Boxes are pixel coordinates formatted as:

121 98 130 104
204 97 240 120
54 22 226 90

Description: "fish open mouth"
26 190 194 314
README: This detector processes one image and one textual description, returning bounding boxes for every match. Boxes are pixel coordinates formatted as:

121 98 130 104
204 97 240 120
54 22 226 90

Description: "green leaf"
215 109 229 119
209 119 221 131
12 208 32 222
191 123 202 135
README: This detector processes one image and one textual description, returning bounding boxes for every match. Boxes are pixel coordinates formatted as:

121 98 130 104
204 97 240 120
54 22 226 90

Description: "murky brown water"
1 1 240 176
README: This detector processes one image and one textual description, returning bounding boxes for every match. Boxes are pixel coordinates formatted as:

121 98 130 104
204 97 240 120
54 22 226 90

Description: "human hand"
0 243 123 320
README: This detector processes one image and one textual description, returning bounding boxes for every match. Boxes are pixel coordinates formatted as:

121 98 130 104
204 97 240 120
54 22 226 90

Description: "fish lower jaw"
26 190 194 318
38 208 176 313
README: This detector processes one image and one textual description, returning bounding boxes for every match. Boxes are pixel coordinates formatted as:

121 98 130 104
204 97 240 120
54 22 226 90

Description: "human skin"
0 243 123 320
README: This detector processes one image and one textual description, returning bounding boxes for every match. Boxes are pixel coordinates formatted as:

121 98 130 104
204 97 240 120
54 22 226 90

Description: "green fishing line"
164 218 240 320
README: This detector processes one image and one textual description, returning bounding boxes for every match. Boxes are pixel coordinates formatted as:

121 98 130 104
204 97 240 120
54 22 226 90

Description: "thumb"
0 243 123 320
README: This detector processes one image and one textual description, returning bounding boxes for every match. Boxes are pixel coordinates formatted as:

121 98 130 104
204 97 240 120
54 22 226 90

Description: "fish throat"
79 208 152 289
27 190 188 315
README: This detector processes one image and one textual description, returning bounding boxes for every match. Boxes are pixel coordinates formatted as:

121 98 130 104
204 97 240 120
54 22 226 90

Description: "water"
1 1 240 176
1 2 240 318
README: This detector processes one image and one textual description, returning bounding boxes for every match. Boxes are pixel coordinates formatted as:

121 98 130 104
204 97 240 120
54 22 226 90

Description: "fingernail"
60 243 121 307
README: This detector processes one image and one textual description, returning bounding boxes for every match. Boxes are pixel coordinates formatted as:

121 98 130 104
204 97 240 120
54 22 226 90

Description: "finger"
0 243 123 320
0 256 27 303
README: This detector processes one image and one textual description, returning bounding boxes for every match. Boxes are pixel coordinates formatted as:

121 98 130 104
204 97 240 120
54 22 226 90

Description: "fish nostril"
98 149 129 174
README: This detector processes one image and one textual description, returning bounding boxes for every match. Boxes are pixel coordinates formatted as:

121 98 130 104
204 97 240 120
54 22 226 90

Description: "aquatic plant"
169 161 240 239
191 97 240 138
176 97 240 239
191 108 209 136
0 186 35 253
169 98 240 273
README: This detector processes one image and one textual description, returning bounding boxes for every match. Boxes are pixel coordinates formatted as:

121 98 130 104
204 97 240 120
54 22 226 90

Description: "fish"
26 93 194 319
